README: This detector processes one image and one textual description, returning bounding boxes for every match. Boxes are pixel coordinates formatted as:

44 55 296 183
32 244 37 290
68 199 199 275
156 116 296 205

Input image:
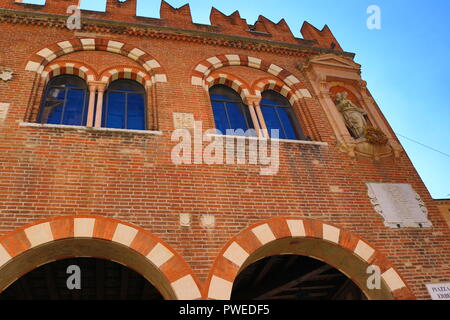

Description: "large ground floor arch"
0 216 202 300
206 217 415 300
0 216 416 300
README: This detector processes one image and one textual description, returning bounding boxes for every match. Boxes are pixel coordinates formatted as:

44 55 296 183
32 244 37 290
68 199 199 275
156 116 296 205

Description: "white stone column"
253 102 268 138
94 84 106 128
245 96 264 138
86 84 97 127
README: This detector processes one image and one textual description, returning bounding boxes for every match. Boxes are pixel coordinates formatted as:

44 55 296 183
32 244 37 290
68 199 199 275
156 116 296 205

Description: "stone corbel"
337 139 357 158
389 139 404 158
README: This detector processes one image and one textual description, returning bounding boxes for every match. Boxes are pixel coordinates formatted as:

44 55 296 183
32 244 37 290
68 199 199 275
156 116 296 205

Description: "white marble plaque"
426 283 450 300
173 113 195 129
367 183 432 228
0 103 9 122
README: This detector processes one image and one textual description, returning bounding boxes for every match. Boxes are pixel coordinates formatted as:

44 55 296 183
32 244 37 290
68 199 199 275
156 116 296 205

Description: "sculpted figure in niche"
335 92 368 139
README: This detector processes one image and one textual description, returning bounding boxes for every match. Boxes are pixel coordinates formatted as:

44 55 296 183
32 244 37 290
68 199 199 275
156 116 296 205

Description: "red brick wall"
0 3 449 300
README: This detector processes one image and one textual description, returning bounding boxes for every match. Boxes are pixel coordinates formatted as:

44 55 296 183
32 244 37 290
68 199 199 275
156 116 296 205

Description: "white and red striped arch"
205 217 414 300
205 72 251 101
41 61 97 84
0 215 202 300
25 38 167 86
252 77 303 105
191 55 312 101
100 66 153 89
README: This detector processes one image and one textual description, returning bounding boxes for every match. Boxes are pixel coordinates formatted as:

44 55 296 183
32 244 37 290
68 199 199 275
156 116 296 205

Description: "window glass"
211 100 229 134
103 80 146 130
260 90 305 140
105 91 126 129
127 94 146 130
209 85 254 136
63 90 86 126
39 75 88 126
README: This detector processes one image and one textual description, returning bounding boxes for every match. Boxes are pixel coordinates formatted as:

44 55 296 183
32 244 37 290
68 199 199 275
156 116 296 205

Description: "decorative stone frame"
303 54 403 159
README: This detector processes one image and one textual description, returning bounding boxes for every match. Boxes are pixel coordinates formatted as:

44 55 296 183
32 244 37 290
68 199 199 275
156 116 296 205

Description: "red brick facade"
0 0 449 300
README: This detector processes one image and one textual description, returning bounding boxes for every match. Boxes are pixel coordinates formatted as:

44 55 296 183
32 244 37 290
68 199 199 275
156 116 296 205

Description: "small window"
102 80 146 130
38 75 89 126
260 90 305 140
209 85 254 135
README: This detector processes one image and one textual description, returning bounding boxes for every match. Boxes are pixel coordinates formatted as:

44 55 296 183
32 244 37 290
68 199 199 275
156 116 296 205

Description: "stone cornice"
0 8 356 59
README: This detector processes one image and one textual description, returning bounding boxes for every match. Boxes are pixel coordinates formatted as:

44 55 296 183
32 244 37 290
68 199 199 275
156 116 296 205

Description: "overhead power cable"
396 133 450 159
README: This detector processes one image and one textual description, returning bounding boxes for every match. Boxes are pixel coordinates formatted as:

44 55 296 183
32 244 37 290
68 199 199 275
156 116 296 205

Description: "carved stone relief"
367 183 432 229
173 113 195 130
0 69 13 82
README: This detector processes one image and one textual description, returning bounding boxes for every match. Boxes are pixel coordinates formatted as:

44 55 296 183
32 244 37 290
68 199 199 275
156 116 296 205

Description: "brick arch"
191 54 312 100
25 38 167 85
0 216 202 300
206 72 251 101
206 217 415 300
100 66 153 89
252 77 300 105
41 61 97 84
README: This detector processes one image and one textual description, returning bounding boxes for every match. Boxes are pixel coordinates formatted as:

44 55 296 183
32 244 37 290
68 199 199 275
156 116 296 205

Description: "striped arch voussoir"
100 67 153 88
206 73 251 101
206 217 414 300
41 61 97 84
191 55 312 100
253 78 303 105
25 38 167 85
0 216 202 300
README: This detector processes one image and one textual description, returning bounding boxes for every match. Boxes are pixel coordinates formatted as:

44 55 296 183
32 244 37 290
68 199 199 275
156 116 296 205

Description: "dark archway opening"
0 258 164 301
231 255 366 300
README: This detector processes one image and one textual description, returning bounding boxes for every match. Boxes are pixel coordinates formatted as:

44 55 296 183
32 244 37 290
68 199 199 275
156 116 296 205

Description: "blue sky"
24 0 450 199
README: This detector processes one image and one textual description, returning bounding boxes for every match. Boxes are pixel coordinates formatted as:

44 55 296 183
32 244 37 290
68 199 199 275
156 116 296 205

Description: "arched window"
38 75 89 126
102 80 146 130
209 85 254 135
260 90 305 140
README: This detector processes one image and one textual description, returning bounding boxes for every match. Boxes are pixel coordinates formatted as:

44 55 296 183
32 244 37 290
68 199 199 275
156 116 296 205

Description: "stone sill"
19 122 164 136
18 123 327 146
206 133 328 147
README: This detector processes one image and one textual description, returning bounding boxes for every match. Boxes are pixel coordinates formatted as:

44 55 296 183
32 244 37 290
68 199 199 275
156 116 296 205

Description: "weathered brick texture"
0 0 449 300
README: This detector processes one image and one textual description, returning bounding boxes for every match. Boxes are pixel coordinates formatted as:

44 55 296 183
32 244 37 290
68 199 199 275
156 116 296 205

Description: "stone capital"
244 95 262 106
88 81 108 92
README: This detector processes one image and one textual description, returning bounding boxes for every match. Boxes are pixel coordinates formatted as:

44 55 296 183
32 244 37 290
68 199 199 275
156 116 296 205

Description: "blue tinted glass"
63 90 86 126
46 102 64 124
50 88 66 101
260 98 280 107
105 92 126 129
127 94 145 130
226 102 249 133
211 100 228 134
41 76 88 125
261 106 286 139
211 94 231 102
45 88 65 124
63 84 79 89
277 108 298 140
